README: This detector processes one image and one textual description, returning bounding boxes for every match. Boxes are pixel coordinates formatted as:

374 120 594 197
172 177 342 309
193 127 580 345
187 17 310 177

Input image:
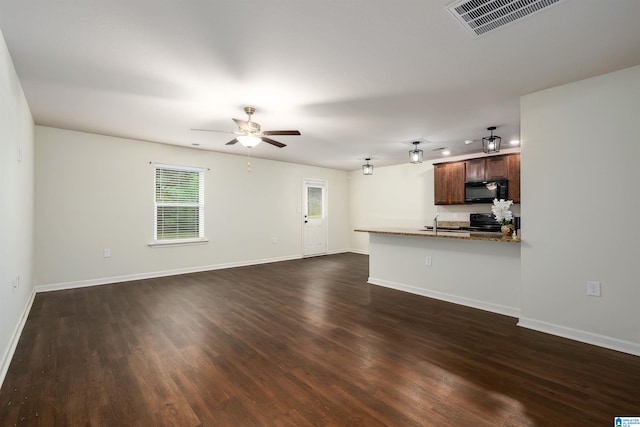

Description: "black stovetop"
463 213 501 232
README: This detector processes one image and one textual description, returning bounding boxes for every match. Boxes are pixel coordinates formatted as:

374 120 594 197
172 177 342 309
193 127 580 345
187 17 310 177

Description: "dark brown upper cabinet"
485 156 508 180
434 162 465 205
507 154 521 203
465 156 508 182
464 158 485 182
436 153 520 205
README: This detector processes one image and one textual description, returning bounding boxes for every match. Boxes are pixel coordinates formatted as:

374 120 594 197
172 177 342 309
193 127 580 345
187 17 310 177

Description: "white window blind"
154 164 204 241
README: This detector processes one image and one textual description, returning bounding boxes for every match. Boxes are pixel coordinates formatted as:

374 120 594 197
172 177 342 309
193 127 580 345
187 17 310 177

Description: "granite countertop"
427 220 471 229
354 227 521 243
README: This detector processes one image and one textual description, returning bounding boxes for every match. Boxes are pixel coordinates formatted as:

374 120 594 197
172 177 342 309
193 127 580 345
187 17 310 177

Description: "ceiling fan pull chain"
247 148 252 173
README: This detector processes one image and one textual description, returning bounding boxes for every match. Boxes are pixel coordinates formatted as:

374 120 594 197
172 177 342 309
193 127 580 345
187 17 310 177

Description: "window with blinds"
154 164 204 242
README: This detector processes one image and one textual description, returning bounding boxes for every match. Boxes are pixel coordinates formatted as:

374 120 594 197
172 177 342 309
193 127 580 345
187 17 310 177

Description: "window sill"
148 238 209 248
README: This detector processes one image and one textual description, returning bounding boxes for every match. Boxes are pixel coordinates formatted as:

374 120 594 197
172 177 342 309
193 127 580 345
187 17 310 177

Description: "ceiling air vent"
447 0 566 38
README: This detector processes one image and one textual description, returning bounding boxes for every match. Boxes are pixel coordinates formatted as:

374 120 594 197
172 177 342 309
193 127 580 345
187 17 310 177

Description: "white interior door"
303 180 327 257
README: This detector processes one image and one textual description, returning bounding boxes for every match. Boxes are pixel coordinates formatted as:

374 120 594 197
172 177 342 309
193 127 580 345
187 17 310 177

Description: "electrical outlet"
103 248 111 258
587 281 601 297
271 235 277 244
425 256 432 266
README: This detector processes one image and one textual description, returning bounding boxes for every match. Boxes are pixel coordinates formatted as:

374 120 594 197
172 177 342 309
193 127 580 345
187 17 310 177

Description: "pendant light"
482 126 501 154
362 158 374 175
409 141 423 164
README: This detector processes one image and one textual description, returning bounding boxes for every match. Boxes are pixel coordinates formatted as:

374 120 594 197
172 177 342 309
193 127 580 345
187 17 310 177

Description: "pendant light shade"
409 141 423 164
482 126 501 154
362 158 374 175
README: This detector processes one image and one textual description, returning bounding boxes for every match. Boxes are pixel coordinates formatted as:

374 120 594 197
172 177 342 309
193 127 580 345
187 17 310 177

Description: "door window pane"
307 187 323 219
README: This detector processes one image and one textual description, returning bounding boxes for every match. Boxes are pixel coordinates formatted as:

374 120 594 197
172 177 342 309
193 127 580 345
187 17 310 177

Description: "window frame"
151 163 207 246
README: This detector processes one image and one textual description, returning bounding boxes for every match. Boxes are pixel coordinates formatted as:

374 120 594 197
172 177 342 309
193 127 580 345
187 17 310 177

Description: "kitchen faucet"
433 214 439 235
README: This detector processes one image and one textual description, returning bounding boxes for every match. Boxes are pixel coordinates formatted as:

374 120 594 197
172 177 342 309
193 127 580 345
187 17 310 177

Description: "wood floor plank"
1 253 639 426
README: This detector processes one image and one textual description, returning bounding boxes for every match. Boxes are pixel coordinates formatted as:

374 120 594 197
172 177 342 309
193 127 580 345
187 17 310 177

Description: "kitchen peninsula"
354 227 521 243
355 227 521 318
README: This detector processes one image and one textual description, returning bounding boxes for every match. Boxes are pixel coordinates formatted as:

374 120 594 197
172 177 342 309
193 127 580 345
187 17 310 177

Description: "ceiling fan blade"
191 128 235 134
261 137 286 148
263 130 301 136
233 118 250 131
225 138 239 145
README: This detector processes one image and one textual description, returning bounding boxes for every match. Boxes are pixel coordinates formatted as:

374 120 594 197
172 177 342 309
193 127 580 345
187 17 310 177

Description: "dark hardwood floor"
1 253 638 426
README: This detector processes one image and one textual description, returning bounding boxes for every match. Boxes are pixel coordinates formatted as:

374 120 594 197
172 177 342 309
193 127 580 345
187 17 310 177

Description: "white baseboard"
518 317 640 357
0 289 36 389
368 277 520 318
36 251 368 293
368 278 640 356
35 254 304 293
348 248 369 255
302 249 361 258
326 248 353 255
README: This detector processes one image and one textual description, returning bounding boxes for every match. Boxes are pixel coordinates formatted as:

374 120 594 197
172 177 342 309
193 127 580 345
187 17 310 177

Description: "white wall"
35 126 351 288
349 149 521 253
520 65 640 354
0 29 35 384
349 162 437 252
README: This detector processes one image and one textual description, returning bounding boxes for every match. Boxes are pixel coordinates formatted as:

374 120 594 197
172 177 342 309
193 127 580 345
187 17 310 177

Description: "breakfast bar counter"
354 227 520 243
356 227 521 317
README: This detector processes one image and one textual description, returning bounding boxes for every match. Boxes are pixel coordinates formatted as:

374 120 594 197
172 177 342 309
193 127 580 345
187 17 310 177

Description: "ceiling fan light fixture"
193 106 298 149
362 158 374 175
409 141 423 164
237 135 262 148
482 126 501 154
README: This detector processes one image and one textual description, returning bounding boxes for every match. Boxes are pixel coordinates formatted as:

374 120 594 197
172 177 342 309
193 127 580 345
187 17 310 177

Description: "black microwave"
464 180 508 203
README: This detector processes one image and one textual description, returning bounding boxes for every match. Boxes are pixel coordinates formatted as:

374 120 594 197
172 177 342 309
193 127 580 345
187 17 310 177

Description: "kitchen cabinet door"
507 154 521 203
485 156 508 179
465 158 485 182
434 162 465 205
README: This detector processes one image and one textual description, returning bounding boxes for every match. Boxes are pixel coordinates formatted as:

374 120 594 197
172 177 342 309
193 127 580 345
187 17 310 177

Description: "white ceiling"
1 0 639 170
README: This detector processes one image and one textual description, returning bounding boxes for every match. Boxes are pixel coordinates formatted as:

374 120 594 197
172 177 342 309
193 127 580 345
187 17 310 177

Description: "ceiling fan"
191 106 301 148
